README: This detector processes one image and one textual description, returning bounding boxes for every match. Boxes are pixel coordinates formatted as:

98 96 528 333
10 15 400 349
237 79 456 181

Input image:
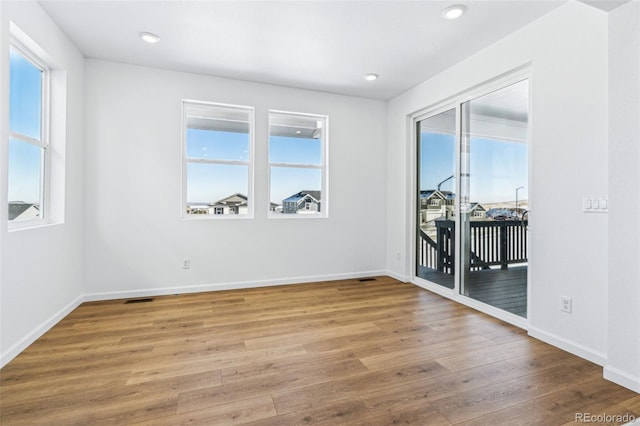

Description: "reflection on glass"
186 129 249 162
416 108 456 289
270 136 321 165
460 80 529 318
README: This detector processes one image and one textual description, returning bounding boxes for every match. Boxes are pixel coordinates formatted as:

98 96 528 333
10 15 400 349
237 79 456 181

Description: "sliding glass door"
415 79 529 318
416 108 457 289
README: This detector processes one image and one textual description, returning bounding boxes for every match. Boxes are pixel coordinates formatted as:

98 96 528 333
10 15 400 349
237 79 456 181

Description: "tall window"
8 44 49 224
268 111 328 217
182 101 254 217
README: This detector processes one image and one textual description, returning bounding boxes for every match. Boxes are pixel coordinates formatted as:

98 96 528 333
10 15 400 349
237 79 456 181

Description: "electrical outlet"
182 258 190 269
560 295 572 313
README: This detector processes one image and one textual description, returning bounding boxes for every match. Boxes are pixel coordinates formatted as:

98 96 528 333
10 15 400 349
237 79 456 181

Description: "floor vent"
124 298 154 304
358 278 377 282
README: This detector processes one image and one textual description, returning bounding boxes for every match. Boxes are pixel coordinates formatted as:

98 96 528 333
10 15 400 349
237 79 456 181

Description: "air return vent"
124 298 154 304
358 278 377 282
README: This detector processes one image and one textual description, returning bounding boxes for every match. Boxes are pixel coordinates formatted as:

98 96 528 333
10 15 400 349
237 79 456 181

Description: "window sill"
182 214 254 221
268 213 328 219
8 220 62 232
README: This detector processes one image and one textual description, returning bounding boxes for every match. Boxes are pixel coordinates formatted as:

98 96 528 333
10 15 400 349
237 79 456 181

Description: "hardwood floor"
1 276 638 425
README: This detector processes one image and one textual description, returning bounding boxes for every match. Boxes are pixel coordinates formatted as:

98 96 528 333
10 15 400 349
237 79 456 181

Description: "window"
268 111 328 217
8 44 49 224
183 101 254 218
430 199 440 206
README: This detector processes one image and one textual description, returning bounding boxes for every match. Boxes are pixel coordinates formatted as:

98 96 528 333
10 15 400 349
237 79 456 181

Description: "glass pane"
269 113 323 165
270 167 321 214
416 109 456 289
8 138 43 221
186 128 249 162
10 49 43 141
460 80 529 318
269 136 321 165
186 163 249 215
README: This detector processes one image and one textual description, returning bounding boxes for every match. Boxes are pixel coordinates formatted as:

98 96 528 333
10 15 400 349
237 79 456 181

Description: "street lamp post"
515 186 524 219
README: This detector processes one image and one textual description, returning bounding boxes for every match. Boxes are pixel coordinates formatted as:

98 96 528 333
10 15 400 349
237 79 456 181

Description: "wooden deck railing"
419 219 528 273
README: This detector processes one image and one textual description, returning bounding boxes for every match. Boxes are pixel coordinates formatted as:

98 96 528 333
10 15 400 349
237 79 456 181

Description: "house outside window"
8 44 49 225
183 101 254 218
268 110 328 218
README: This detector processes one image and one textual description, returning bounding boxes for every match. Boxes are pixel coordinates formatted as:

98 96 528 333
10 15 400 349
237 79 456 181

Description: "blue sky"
186 128 321 204
420 132 528 203
8 48 43 204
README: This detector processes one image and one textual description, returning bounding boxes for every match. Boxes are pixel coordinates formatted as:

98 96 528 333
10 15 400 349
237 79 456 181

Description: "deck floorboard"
418 266 527 317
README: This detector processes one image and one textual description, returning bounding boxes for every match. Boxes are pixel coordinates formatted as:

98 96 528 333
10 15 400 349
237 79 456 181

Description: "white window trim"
181 100 255 220
268 110 329 219
7 39 51 231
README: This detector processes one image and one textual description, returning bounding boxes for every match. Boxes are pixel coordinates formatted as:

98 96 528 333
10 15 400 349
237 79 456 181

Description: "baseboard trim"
83 270 388 302
528 326 607 366
385 270 409 283
0 295 84 368
604 364 640 393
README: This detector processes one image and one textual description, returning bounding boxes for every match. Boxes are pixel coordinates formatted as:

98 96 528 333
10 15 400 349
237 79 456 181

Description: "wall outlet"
182 258 190 269
560 295 572 313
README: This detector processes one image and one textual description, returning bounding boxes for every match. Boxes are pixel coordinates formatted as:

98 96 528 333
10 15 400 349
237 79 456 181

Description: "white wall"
0 1 85 366
83 60 387 298
606 0 640 393
387 1 610 363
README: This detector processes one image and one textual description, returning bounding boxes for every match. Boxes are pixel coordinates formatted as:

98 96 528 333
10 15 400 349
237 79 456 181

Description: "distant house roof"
420 189 455 200
469 203 486 211
283 190 321 203
209 193 248 208
8 202 40 221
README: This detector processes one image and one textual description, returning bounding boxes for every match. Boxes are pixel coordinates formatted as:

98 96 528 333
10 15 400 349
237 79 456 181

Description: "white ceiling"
38 0 583 100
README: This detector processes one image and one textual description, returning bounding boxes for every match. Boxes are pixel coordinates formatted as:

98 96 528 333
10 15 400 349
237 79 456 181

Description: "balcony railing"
419 219 528 274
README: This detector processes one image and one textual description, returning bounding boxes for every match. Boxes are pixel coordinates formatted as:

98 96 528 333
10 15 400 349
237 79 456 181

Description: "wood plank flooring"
1 276 638 425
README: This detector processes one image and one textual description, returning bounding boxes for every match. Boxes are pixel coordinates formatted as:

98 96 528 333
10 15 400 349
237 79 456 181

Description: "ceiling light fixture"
139 32 160 44
442 4 467 20
364 73 379 81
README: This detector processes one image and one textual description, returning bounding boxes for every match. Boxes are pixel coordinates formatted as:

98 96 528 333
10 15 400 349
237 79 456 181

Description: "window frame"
181 100 255 219
7 40 51 229
268 110 329 219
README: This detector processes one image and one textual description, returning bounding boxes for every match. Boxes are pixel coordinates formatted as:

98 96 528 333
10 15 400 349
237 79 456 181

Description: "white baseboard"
528 326 607 366
604 364 640 393
83 270 388 302
0 295 84 368
385 270 409 283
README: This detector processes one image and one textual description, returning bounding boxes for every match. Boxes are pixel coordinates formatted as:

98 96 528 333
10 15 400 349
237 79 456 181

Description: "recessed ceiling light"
139 32 160 44
364 73 379 81
442 4 467 20
295 130 302 134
